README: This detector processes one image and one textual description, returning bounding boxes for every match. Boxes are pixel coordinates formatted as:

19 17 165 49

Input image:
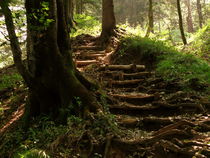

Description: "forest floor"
71 34 210 158
0 33 210 158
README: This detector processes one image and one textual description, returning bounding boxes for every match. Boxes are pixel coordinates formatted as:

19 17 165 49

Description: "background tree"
185 0 194 32
197 0 203 28
177 0 187 45
0 0 101 121
100 0 116 42
145 0 154 37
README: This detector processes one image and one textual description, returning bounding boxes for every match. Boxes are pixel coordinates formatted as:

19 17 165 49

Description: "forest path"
73 35 210 158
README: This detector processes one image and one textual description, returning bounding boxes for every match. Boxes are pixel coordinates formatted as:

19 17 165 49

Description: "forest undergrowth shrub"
1 112 120 157
71 14 101 37
0 116 67 157
114 36 174 66
0 73 22 90
188 21 210 61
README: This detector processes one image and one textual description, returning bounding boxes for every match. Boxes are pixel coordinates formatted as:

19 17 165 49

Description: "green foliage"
71 14 101 37
189 21 210 59
157 52 210 84
15 149 50 158
119 36 173 58
0 116 67 157
0 73 22 90
30 2 54 31
91 113 119 136
118 23 146 36
119 36 210 91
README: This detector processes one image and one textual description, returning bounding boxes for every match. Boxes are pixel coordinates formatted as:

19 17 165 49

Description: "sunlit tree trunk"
185 0 194 32
145 0 154 37
176 0 187 45
1 0 101 121
100 0 116 42
196 0 203 28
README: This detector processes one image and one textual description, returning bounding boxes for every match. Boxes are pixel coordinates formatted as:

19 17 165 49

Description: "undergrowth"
117 36 210 92
71 14 101 37
188 21 210 61
0 112 120 158
0 73 22 90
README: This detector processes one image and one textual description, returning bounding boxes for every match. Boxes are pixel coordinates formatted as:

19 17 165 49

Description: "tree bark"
176 0 187 45
100 0 116 43
145 0 154 37
185 0 194 32
75 0 83 14
196 0 203 28
65 0 75 31
1 0 101 120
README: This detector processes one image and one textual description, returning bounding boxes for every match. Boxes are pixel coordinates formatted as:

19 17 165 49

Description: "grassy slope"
115 36 210 93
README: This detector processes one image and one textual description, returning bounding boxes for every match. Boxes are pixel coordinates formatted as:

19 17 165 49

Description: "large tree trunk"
145 0 154 37
185 0 194 32
196 0 203 28
100 0 116 43
176 0 187 45
1 0 101 121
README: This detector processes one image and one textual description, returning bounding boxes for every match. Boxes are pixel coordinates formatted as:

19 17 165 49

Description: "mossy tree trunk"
1 0 101 120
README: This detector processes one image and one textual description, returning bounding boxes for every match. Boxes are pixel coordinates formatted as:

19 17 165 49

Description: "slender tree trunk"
197 0 203 28
145 0 154 37
185 0 194 32
177 0 187 45
1 0 101 121
100 0 116 42
0 1 31 84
